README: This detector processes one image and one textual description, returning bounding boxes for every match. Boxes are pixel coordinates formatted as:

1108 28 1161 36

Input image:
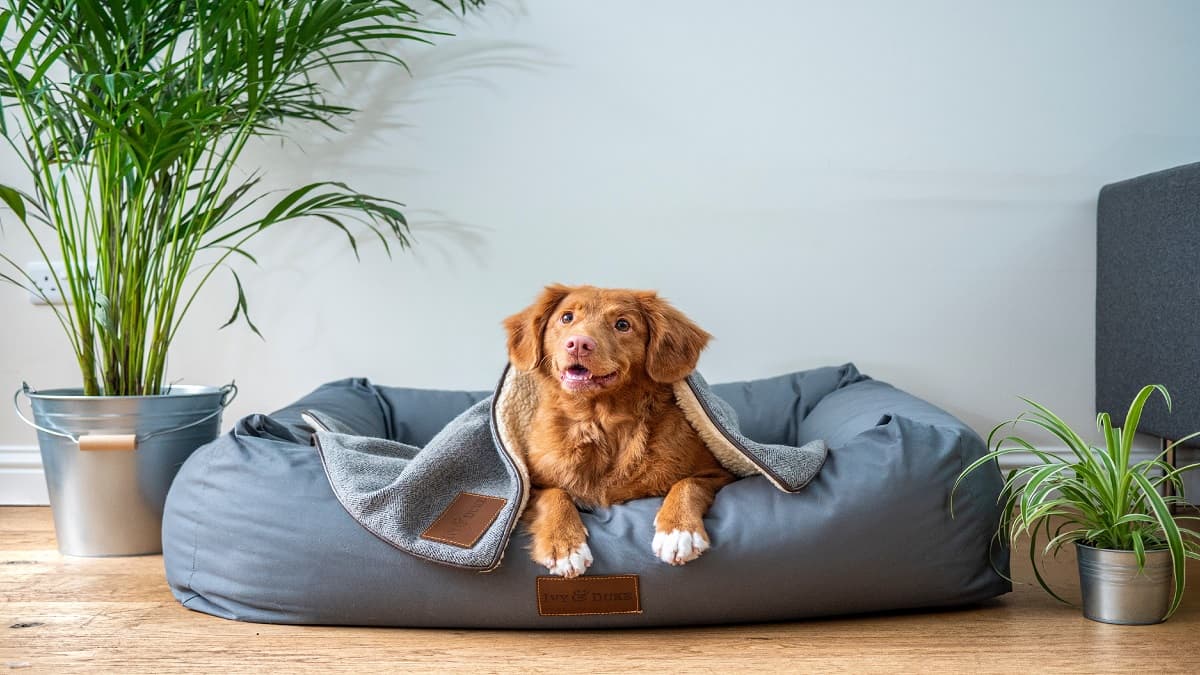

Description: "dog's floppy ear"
639 293 711 383
503 284 571 371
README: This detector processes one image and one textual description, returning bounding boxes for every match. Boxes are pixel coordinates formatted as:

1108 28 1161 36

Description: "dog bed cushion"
162 363 1010 627
307 365 829 572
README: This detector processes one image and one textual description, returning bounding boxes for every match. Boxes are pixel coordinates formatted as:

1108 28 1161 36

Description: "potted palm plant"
0 0 480 556
956 385 1200 624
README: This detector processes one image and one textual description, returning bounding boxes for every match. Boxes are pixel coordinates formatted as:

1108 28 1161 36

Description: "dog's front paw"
651 527 710 565
532 536 593 578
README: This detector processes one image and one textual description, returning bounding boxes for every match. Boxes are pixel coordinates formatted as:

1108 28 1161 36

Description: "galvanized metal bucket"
15 382 236 557
1076 543 1174 625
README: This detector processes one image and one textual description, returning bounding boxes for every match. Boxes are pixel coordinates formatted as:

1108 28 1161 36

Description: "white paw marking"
651 528 709 565
542 541 593 578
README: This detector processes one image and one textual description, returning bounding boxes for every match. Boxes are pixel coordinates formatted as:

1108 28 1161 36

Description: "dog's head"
503 284 711 394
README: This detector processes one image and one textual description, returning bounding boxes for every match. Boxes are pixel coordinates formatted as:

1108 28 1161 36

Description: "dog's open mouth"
560 364 618 391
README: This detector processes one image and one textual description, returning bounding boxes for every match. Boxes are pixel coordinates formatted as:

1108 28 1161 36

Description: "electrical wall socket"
25 260 71 305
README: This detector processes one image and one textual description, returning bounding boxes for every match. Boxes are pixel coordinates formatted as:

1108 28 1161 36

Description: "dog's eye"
615 318 631 332
561 311 573 324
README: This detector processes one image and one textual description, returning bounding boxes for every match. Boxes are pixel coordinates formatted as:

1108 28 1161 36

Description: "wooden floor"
2 507 1199 674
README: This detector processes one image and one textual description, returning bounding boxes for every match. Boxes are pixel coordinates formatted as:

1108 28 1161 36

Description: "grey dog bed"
162 363 1010 627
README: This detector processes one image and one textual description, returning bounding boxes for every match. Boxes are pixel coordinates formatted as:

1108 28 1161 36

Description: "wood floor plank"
3 506 1199 673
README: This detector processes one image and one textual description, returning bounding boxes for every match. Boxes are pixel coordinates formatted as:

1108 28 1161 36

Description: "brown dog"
503 284 736 577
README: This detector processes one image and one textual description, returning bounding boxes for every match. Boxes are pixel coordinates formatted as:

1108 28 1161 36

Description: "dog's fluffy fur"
503 284 735 577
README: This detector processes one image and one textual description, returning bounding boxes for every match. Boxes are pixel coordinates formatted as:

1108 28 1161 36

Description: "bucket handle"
13 382 238 448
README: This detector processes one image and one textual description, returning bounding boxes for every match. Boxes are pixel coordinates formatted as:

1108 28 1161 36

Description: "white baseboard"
0 445 48 505
994 446 1160 472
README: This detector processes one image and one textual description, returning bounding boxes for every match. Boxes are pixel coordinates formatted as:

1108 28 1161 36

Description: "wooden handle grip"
78 434 137 452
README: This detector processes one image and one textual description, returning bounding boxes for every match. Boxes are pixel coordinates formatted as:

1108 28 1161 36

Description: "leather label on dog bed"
420 492 507 549
536 575 642 616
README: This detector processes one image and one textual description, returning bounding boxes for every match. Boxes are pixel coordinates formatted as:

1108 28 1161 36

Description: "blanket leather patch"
536 575 642 616
420 492 507 549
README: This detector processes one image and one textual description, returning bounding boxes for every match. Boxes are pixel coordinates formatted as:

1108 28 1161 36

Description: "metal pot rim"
24 384 224 401
1075 542 1171 555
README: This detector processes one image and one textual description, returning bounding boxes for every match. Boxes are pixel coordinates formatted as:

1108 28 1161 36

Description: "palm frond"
0 0 484 394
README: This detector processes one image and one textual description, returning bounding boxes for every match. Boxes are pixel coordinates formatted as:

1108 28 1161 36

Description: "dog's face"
503 285 711 395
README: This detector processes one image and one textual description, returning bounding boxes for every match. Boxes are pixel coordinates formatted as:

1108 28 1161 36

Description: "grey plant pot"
16 384 233 557
1076 543 1174 625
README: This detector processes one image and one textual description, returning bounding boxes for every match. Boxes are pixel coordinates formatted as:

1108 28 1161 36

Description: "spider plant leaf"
1019 397 1090 447
1132 529 1146 568
1020 464 1072 516
1087 445 1121 506
1097 411 1118 454
1162 431 1200 459
1155 461 1200 491
952 448 1030 512
1044 528 1087 557
1029 517 1071 605
1023 501 1075 530
1112 513 1157 527
1009 411 1096 469
994 434 1066 465
1130 472 1185 619
986 419 1019 449
1121 385 1169 467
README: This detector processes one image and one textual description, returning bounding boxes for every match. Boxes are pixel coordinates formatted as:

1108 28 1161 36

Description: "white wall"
4 1 1200 492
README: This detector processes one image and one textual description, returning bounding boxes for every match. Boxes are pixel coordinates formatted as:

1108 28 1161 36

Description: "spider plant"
955 385 1200 619
0 0 481 396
